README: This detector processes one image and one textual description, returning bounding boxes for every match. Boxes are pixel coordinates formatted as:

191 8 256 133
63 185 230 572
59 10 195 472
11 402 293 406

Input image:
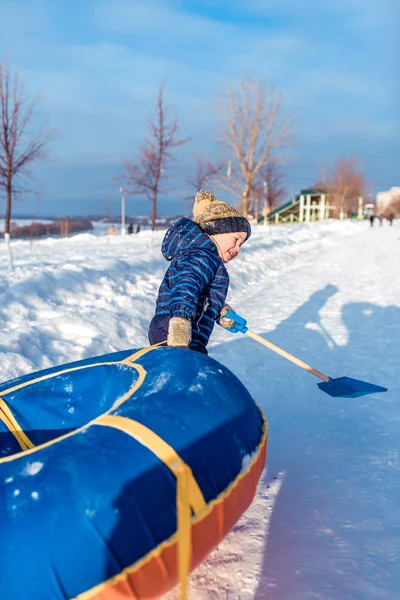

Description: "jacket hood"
161 218 219 261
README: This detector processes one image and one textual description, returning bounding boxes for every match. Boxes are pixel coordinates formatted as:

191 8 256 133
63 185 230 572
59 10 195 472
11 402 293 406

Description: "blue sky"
0 0 399 217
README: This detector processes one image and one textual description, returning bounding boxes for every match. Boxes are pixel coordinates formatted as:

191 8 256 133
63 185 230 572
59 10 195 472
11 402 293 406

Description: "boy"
148 190 251 354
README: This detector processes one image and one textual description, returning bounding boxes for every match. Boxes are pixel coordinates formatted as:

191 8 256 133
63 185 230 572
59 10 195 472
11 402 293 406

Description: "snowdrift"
0 345 267 599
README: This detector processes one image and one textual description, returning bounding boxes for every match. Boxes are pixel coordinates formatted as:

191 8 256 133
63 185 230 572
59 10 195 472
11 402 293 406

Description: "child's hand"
219 304 236 329
218 306 248 333
167 317 192 348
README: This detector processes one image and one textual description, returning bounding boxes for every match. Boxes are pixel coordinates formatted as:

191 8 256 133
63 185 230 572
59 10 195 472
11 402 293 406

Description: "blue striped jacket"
149 218 229 353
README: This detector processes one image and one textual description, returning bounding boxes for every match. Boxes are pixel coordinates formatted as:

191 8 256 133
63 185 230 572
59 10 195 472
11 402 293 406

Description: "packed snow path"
1 220 399 599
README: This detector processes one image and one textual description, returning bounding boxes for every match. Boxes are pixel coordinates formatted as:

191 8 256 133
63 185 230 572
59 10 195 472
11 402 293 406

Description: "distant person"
148 189 251 354
378 214 384 226
108 225 115 236
387 213 395 226
136 224 141 234
369 214 375 227
127 223 133 235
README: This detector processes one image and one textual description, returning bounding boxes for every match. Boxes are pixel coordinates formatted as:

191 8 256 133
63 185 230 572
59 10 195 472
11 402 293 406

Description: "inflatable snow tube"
0 345 267 600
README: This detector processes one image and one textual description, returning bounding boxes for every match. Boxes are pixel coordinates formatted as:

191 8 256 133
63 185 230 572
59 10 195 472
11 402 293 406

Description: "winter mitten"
167 317 192 348
219 304 236 329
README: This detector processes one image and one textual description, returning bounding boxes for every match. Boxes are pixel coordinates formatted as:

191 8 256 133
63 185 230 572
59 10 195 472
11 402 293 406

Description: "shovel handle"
245 329 330 383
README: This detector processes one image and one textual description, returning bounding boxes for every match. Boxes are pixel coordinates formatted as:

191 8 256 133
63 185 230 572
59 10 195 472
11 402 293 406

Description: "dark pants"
148 315 169 346
148 315 207 354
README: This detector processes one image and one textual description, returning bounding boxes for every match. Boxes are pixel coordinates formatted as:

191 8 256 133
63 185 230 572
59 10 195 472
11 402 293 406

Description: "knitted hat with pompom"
192 190 251 241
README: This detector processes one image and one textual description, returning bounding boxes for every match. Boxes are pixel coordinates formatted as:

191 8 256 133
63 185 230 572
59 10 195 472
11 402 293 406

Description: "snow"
22 462 44 476
1 219 399 599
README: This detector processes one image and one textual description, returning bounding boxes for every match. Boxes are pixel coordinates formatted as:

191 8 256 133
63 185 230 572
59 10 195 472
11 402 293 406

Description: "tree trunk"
255 194 260 223
151 191 157 231
241 181 251 216
5 179 12 235
4 180 13 267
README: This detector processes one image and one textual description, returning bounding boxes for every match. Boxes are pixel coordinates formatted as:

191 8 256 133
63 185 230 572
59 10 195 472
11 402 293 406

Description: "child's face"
211 231 247 264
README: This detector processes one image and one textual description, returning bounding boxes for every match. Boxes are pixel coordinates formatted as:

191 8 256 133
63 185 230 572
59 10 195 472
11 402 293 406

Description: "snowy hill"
1 220 399 599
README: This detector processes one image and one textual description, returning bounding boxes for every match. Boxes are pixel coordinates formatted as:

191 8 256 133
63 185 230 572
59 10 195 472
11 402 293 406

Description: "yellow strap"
95 414 206 600
121 340 167 365
0 397 35 451
95 415 206 514
176 463 191 600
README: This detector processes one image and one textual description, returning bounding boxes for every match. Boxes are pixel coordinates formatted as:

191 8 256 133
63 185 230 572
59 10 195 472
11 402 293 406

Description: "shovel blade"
318 376 388 398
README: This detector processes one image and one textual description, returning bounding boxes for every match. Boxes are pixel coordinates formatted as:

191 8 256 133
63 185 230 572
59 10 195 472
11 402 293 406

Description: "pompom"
194 190 217 207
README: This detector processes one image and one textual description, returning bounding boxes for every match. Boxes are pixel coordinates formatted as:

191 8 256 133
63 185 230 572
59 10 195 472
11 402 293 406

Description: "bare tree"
249 158 287 220
384 191 400 217
0 63 52 238
183 157 224 201
119 86 189 231
317 157 370 218
215 78 294 215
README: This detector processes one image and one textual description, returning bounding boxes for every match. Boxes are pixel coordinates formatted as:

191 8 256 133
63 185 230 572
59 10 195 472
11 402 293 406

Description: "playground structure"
261 189 366 224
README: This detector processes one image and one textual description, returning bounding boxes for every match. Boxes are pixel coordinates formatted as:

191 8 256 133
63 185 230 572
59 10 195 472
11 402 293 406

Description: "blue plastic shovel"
223 310 388 399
